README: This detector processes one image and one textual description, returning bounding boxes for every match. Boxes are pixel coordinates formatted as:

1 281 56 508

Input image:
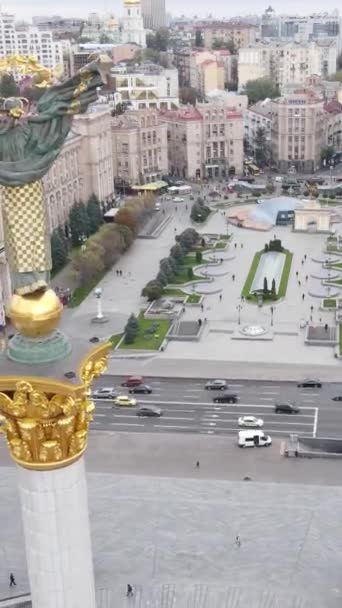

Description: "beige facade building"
111 109 168 185
271 94 325 173
0 205 11 317
44 107 115 233
161 102 244 179
111 64 179 110
200 23 257 50
238 41 337 91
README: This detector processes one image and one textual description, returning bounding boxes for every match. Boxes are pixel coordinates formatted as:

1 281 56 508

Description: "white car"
238 416 264 428
92 387 117 399
173 197 184 203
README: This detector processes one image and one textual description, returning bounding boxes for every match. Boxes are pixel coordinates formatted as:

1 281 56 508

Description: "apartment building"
141 0 166 29
111 109 168 185
200 22 257 50
238 41 337 91
44 107 115 233
0 12 65 72
161 102 244 179
0 208 11 316
244 99 272 156
271 94 325 173
324 100 342 150
111 64 179 110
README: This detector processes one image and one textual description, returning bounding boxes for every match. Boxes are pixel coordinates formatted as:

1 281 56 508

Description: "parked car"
274 401 300 414
205 379 227 391
173 197 184 203
113 395 137 407
92 387 117 399
136 406 162 417
238 430 271 448
297 378 322 388
154 202 161 211
238 416 264 428
213 392 238 403
121 376 144 387
332 395 342 401
129 384 152 394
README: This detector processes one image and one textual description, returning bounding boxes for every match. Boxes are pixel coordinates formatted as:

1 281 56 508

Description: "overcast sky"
7 0 341 20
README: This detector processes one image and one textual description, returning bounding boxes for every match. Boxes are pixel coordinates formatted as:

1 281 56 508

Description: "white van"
154 202 161 211
238 430 272 448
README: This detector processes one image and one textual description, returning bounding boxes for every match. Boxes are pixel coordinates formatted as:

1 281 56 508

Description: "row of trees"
51 194 103 273
124 314 139 344
190 197 211 222
142 228 200 301
244 78 280 104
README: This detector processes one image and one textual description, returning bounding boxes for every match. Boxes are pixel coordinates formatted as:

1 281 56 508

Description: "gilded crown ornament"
0 342 112 470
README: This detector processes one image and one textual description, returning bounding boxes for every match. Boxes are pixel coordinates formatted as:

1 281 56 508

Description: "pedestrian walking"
196 460 200 468
301 259 304 265
302 293 305 301
241 243 243 248
127 584 134 597
319 317 322 323
310 315 313 322
298 280 301 286
232 274 235 281
200 303 204 312
296 271 299 277
219 294 222 301
304 254 307 260
175 206 178 212
235 535 241 548
234 243 237 249
198 318 202 327
305 275 308 281
9 573 16 587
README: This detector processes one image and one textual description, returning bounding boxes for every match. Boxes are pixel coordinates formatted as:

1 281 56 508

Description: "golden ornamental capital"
0 342 111 470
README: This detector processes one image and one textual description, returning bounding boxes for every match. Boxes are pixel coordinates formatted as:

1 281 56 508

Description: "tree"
111 102 128 117
72 247 104 282
263 277 268 295
179 87 197 105
195 251 202 263
142 280 163 301
124 313 139 344
170 243 185 265
245 78 280 104
328 71 342 82
0 73 19 98
195 30 204 47
157 270 168 286
160 258 175 280
254 127 269 167
115 224 134 251
337 53 342 71
147 28 170 51
187 267 194 280
69 202 90 247
321 145 335 165
177 228 199 251
167 256 178 273
86 194 102 234
51 228 68 272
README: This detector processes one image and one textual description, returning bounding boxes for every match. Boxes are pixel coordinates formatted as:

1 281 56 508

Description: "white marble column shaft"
18 457 96 608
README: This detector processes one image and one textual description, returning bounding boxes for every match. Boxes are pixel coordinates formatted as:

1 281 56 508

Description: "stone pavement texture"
1 431 342 607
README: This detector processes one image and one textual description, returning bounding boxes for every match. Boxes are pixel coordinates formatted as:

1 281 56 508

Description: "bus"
248 163 260 177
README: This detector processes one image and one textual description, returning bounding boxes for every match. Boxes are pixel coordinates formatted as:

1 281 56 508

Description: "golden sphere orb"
9 289 63 338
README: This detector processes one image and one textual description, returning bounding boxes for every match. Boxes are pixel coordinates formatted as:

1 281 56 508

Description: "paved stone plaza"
1 431 342 608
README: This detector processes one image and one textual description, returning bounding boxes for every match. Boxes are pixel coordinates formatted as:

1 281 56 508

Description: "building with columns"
111 108 168 185
121 0 146 47
44 107 115 234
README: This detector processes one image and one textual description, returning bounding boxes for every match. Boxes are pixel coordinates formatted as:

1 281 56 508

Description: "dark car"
297 378 322 388
136 406 162 417
129 384 152 394
275 401 300 414
205 379 227 391
332 395 342 401
213 393 238 404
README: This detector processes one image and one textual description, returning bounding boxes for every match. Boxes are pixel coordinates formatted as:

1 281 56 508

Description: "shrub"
156 270 168 287
264 243 269 252
142 280 163 301
160 258 175 280
195 251 202 263
187 267 194 280
170 243 185 264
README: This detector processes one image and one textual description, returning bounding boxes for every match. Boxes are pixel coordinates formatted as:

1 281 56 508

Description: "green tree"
51 228 68 272
160 258 175 280
157 270 168 286
179 86 197 105
195 30 204 47
124 313 139 344
263 276 268 295
195 251 202 263
170 243 185 265
69 202 90 247
86 194 102 234
115 224 134 251
254 127 269 167
177 228 199 251
212 38 224 49
142 280 163 301
167 256 178 273
245 78 280 104
321 145 335 165
187 267 194 280
0 73 19 98
111 102 128 116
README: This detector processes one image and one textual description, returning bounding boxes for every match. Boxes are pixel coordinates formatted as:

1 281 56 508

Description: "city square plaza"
2 195 342 608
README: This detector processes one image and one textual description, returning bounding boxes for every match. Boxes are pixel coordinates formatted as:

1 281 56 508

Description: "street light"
237 303 243 325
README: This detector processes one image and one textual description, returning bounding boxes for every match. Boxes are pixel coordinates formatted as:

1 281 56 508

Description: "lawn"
119 312 171 351
220 234 231 240
69 271 107 308
172 268 202 284
323 298 337 309
215 241 227 250
327 262 342 269
241 249 292 301
186 293 201 303
326 278 342 285
109 333 123 349
163 288 187 297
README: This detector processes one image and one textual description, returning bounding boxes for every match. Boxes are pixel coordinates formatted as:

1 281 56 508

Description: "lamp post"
237 303 243 325
94 287 104 320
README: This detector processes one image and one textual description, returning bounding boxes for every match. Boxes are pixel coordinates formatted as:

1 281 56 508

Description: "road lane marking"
99 422 145 427
158 416 194 421
138 399 317 410
163 409 195 413
259 391 279 395
203 410 315 419
313 407 318 437
201 418 313 426
153 425 197 430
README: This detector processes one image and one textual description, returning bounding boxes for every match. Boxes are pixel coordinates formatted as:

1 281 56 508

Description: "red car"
121 375 144 387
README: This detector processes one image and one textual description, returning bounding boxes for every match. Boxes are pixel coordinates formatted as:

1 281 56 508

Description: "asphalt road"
91 376 342 440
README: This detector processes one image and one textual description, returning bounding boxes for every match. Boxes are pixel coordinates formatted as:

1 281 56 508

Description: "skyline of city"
5 0 342 20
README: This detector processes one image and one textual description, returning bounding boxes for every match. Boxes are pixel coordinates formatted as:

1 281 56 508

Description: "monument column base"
18 457 96 608
8 330 71 364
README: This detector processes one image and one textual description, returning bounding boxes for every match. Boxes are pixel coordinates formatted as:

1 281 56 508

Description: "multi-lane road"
91 376 342 439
